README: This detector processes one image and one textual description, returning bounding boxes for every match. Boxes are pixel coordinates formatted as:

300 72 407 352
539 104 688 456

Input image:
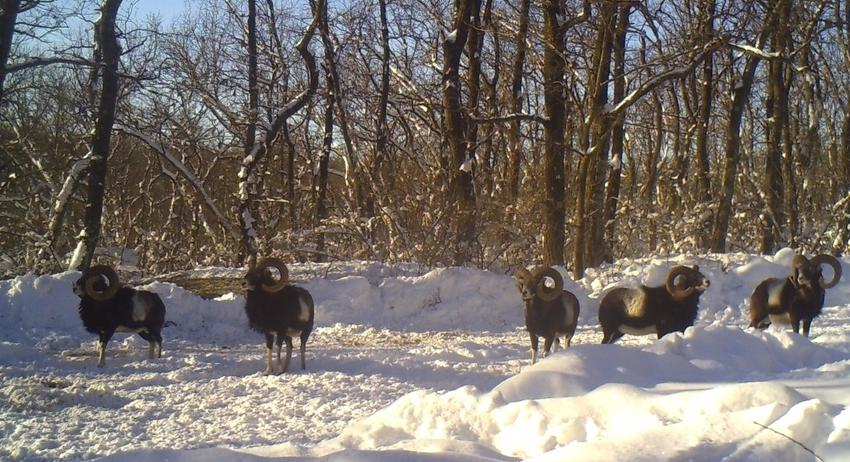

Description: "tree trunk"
70 0 123 271
601 1 630 263
316 66 332 261
781 65 798 246
283 122 298 231
645 91 662 252
319 3 360 215
583 0 616 269
240 0 260 267
465 0 483 171
504 0 530 202
373 0 391 190
693 0 715 249
0 0 18 103
541 0 568 267
760 0 790 254
236 0 319 267
712 39 769 252
442 0 479 266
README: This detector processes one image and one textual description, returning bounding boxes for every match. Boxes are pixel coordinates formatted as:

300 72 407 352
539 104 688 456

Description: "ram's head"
244 258 290 293
664 265 710 299
515 266 564 302
73 265 120 301
790 254 841 290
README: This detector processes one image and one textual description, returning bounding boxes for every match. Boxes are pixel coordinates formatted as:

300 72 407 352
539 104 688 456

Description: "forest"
2 0 849 277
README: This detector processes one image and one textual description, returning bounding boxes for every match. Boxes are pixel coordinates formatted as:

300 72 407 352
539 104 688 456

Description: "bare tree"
761 0 790 254
69 0 123 271
0 0 20 102
236 0 320 267
442 0 480 265
693 0 716 249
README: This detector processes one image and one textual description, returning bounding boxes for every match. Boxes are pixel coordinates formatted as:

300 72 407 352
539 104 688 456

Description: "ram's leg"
529 334 539 364
299 333 309 370
563 334 572 349
282 337 294 373
552 337 560 353
138 331 154 359
263 333 275 375
97 331 114 368
542 336 555 359
791 317 801 335
274 334 287 374
601 328 623 344
801 319 812 337
152 329 163 358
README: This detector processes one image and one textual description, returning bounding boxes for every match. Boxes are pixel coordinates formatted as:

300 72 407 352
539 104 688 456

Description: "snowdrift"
2 249 850 461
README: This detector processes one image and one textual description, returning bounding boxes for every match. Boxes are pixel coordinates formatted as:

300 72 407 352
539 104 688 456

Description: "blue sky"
125 0 188 21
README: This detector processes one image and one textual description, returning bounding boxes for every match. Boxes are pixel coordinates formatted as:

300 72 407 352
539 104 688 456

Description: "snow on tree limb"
729 43 780 60
237 0 320 265
603 39 724 118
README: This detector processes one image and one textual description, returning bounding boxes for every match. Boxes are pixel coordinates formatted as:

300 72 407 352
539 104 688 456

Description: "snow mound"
316 326 850 461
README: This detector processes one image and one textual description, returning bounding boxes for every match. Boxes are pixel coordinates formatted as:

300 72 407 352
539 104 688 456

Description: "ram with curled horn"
243 257 315 374
515 266 580 364
73 265 166 367
749 253 842 337
598 265 710 344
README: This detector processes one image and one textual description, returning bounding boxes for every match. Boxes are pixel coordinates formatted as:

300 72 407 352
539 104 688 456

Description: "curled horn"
258 258 289 293
811 254 842 289
665 266 695 298
536 267 564 302
84 265 120 301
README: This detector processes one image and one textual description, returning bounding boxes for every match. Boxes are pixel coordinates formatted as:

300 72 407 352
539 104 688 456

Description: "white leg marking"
283 344 293 373
276 342 283 373
530 349 538 365
148 341 156 359
98 342 106 368
263 347 274 375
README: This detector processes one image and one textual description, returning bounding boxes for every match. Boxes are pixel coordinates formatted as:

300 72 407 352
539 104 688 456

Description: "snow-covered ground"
2 249 850 461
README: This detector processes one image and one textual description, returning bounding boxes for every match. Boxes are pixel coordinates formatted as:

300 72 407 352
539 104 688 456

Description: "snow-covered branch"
604 39 723 118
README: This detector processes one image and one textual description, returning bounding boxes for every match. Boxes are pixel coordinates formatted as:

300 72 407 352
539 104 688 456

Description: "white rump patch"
131 294 149 322
769 313 792 325
619 324 656 336
623 290 646 318
298 297 311 322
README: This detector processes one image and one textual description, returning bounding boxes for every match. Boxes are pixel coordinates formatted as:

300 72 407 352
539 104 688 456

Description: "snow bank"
3 249 850 461
315 325 850 461
5 248 846 349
